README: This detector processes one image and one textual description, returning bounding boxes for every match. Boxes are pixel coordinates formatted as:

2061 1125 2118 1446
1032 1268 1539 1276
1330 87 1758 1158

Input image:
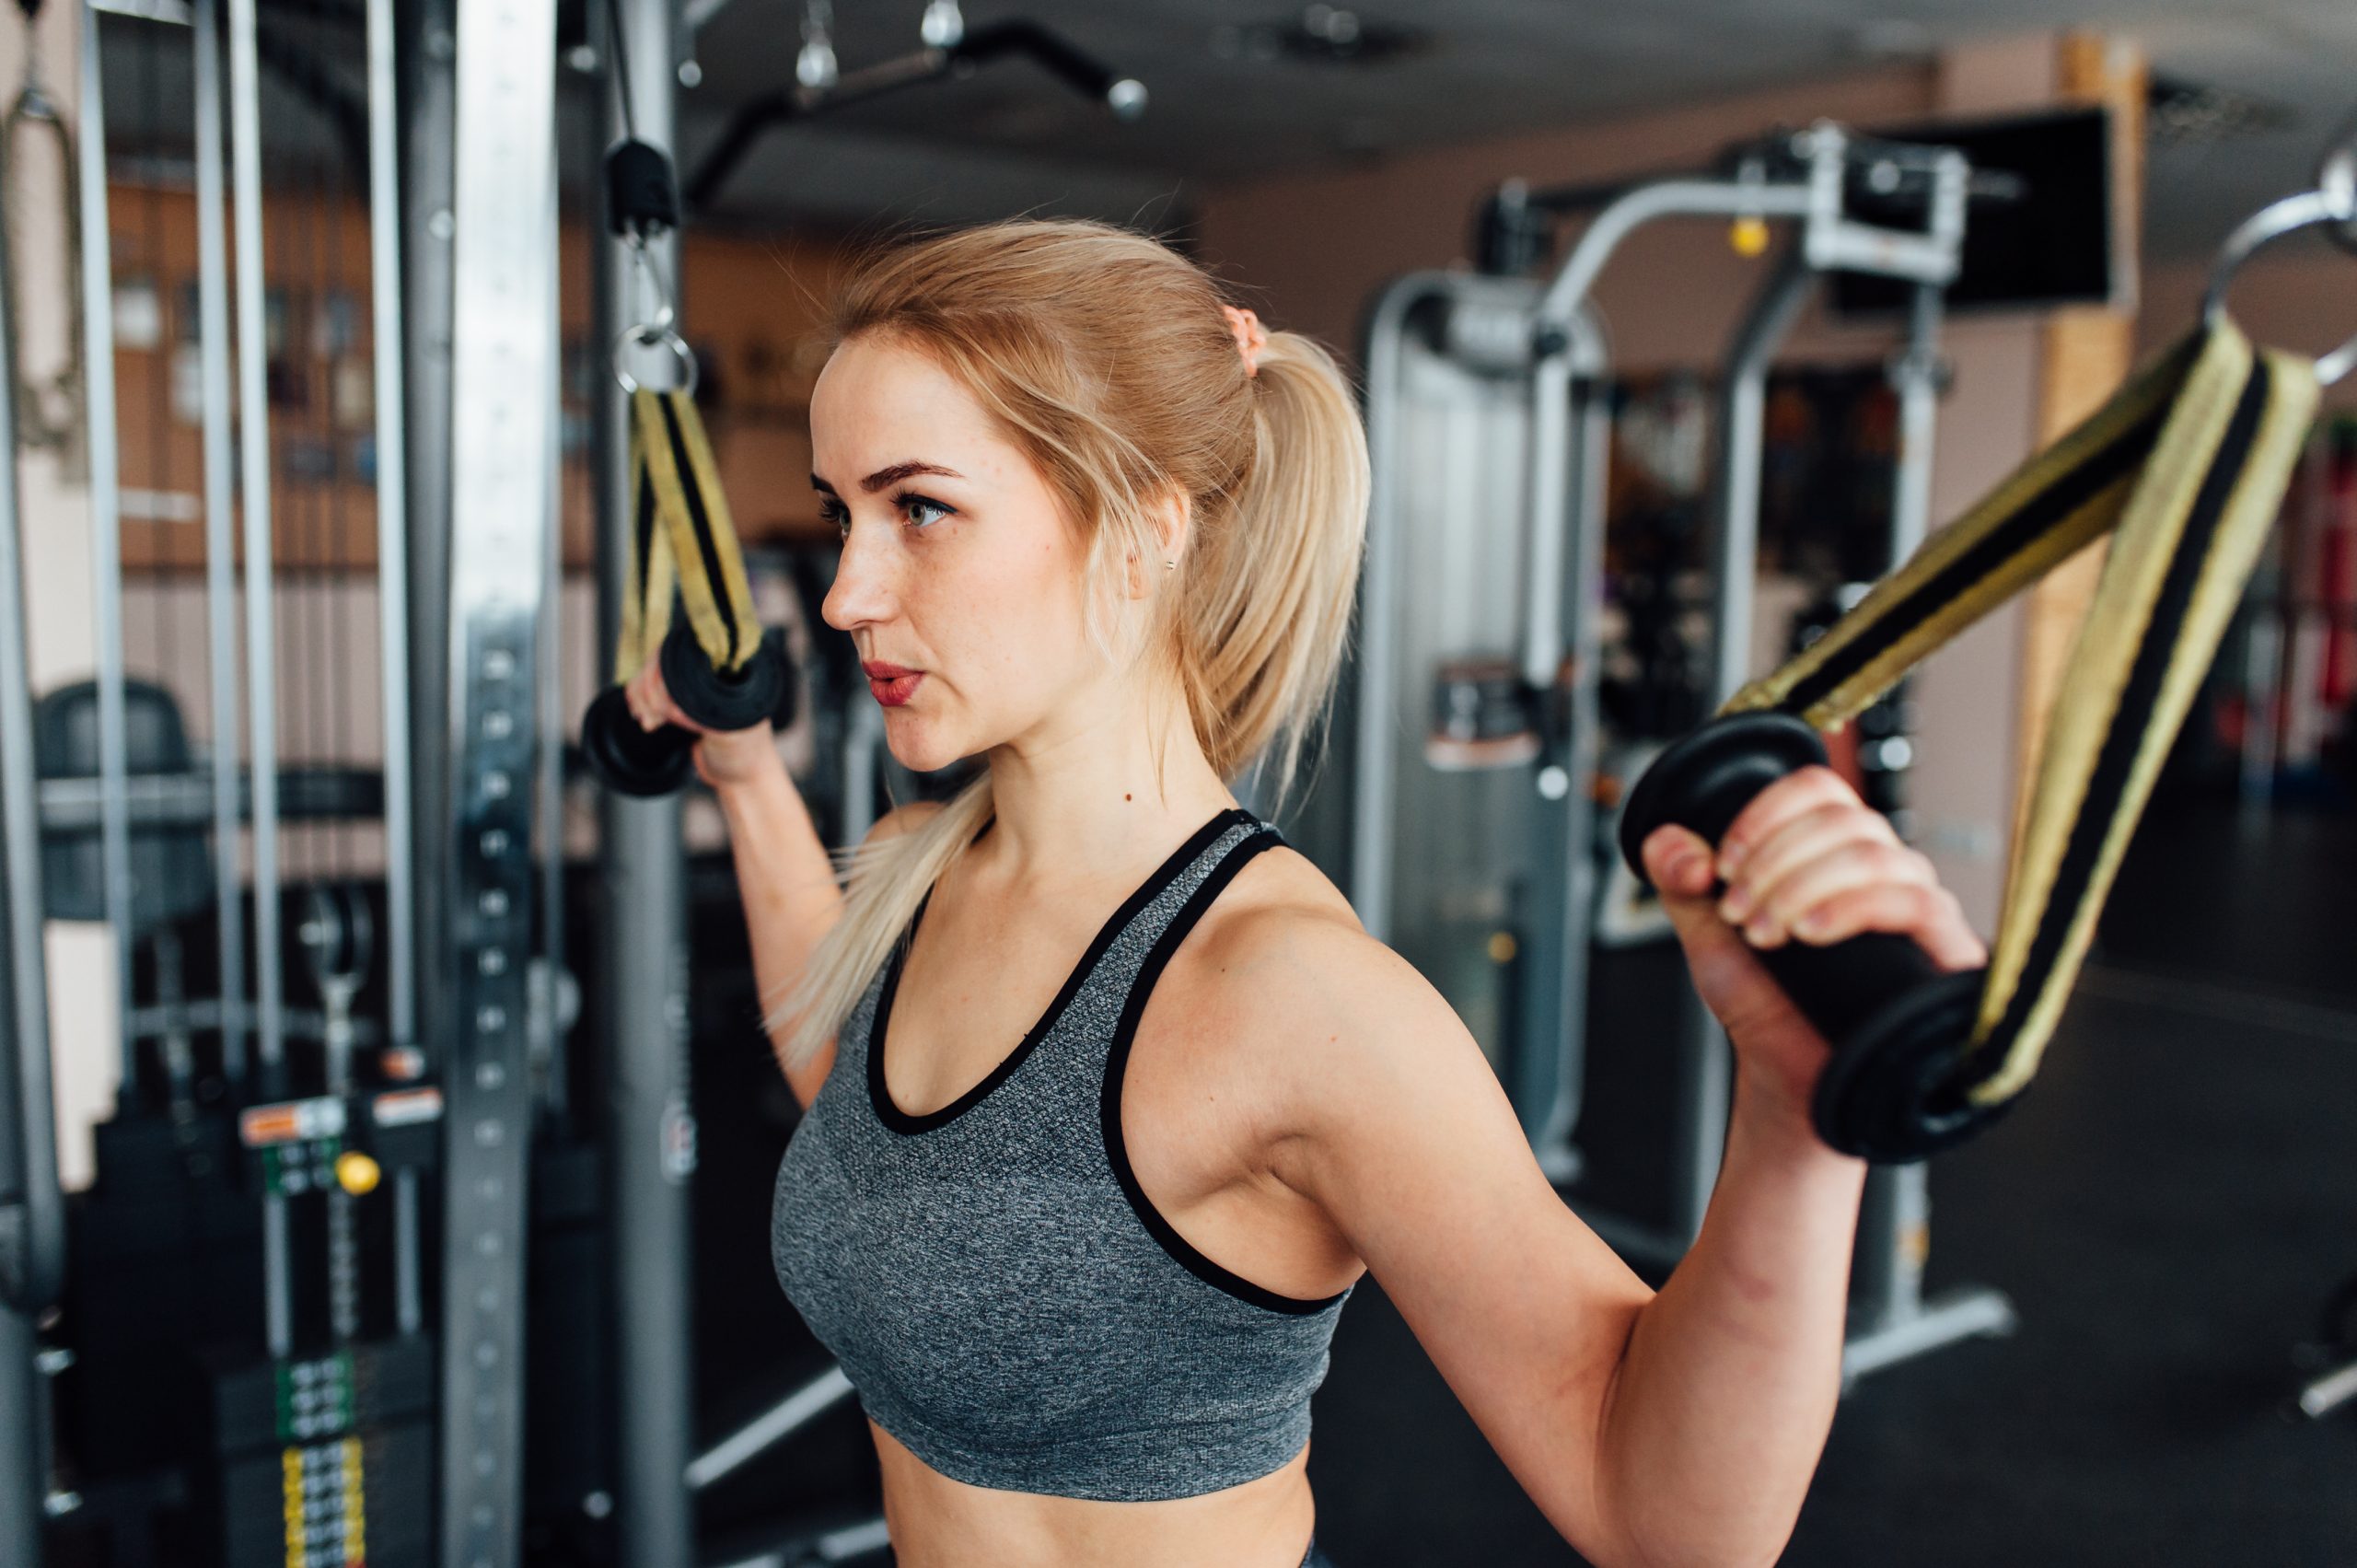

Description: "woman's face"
813 334 1123 773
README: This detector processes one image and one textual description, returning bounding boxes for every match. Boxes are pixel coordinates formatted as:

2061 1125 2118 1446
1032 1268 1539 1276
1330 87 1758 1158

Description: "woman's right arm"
624 658 923 1110
709 751 846 1109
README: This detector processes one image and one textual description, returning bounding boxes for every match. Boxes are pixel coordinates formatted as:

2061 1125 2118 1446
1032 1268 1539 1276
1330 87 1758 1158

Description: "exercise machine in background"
1307 117 2091 1380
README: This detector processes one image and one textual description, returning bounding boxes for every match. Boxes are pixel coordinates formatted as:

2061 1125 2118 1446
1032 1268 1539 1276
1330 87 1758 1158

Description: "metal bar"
1345 273 1435 941
366 0 416 1055
1526 370 1612 1181
38 765 384 831
1890 283 1942 562
684 1364 855 1491
76 0 135 1085
0 1311 41 1562
227 0 284 1081
594 0 694 1553
0 70 67 1542
396 0 456 1088
393 1166 421 1335
192 0 248 1084
1710 248 1812 706
536 156 565 1123
0 68 64 1319
437 0 558 1559
1537 181 1812 327
261 1194 292 1356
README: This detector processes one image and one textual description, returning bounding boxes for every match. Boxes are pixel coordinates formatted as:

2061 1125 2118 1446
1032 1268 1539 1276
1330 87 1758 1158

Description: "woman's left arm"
1255 766 1983 1568
1597 763 1988 1566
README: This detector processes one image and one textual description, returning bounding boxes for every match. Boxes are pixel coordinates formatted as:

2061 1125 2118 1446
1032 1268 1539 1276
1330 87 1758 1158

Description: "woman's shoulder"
1183 839 1448 1043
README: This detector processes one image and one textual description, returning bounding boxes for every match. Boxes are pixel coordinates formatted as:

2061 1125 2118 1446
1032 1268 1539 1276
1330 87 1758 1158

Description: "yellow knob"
1487 931 1518 965
335 1151 382 1196
1730 215 1770 257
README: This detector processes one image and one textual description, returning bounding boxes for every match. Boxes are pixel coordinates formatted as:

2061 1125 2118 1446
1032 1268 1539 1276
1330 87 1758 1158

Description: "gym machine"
1320 122 2018 1379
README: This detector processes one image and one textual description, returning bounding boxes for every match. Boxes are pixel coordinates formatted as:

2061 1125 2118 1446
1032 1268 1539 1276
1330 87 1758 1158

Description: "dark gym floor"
1306 789 2357 1568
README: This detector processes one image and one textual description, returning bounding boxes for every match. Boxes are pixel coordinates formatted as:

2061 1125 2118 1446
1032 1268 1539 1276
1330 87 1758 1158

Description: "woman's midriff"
868 1419 1318 1568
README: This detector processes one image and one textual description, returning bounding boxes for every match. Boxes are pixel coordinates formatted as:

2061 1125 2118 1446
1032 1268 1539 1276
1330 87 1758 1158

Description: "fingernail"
1745 914 1777 945
1719 842 1748 877
1795 912 1828 938
1719 889 1751 923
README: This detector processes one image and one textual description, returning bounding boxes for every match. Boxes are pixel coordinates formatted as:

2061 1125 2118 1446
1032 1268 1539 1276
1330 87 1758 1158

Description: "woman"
626 220 1989 1568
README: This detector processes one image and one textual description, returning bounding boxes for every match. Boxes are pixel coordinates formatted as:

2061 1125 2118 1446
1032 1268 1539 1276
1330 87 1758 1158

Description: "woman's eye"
819 499 849 533
899 494 953 528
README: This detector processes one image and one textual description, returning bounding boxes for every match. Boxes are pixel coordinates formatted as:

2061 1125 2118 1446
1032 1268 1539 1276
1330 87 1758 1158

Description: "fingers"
1651 764 1991 972
1713 765 1859 881
1763 878 1989 971
623 658 705 735
1640 824 1719 900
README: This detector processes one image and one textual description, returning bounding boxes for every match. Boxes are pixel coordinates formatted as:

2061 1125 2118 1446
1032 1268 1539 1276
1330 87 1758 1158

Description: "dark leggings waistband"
1302 1539 1335 1568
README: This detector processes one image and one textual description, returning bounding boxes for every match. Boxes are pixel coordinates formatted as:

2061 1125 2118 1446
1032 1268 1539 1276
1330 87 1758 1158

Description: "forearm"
713 752 844 1103
1592 1067 1867 1567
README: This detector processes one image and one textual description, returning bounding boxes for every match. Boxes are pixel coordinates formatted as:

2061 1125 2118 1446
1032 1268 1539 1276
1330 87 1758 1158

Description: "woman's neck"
977 678 1237 889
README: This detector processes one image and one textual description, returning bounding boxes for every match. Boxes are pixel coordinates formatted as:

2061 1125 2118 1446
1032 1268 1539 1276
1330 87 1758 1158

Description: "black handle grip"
658 620 790 734
1616 711 2011 1163
581 625 797 798
579 685 697 798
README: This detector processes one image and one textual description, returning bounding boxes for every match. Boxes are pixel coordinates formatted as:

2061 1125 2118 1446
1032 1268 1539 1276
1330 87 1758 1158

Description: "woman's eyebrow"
858 460 962 493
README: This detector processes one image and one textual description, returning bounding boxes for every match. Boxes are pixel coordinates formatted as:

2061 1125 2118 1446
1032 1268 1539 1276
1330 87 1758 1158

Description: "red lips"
862 660 922 707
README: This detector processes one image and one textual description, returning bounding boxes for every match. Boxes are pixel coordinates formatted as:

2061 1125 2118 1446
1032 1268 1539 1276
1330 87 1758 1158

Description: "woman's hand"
621 656 781 791
1639 764 1989 1131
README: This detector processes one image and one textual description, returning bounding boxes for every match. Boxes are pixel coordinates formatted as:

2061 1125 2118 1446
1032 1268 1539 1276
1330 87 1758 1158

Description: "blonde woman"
625 220 1988 1568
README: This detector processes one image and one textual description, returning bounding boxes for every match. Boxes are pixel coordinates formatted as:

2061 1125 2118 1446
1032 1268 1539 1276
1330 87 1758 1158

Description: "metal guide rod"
226 0 284 1077
1345 274 1425 942
1711 250 1814 706
438 0 557 1558
0 90 67 1545
592 0 695 1553
192 0 247 1082
0 103 63 1317
366 0 416 1052
535 156 565 1122
684 1364 856 1491
1525 377 1613 1178
75 0 134 1076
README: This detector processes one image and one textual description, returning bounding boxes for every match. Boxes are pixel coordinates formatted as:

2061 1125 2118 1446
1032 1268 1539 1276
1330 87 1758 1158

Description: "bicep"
1280 936 1652 1558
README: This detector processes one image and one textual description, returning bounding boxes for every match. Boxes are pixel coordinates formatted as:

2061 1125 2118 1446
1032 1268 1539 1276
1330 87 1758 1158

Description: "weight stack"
206 1339 435 1568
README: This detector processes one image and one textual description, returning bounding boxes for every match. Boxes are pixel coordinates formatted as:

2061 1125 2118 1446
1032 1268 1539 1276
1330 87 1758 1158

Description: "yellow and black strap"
1721 321 2320 1108
612 387 761 684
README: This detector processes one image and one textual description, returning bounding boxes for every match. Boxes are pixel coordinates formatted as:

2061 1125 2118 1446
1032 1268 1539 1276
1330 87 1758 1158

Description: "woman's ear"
1124 487 1193 600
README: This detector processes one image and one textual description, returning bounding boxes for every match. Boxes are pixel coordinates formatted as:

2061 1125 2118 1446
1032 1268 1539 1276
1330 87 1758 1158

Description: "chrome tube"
1709 248 1813 707
226 0 284 1077
192 0 246 1081
592 0 695 1556
0 54 65 1320
366 0 416 1054
1346 273 1447 941
75 0 134 1072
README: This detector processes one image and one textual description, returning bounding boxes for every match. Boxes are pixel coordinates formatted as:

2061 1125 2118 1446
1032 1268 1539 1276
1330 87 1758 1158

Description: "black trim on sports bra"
1100 825 1352 1318
868 807 1259 1135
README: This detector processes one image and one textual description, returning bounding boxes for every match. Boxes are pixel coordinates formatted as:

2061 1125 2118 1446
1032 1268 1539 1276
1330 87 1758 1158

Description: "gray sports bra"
771 807 1354 1501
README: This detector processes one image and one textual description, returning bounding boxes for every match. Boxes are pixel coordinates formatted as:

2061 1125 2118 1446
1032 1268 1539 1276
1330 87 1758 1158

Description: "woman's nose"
822 527 896 633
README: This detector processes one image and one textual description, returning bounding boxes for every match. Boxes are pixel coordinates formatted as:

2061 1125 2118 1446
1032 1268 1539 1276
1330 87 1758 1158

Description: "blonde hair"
772 219 1369 1069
